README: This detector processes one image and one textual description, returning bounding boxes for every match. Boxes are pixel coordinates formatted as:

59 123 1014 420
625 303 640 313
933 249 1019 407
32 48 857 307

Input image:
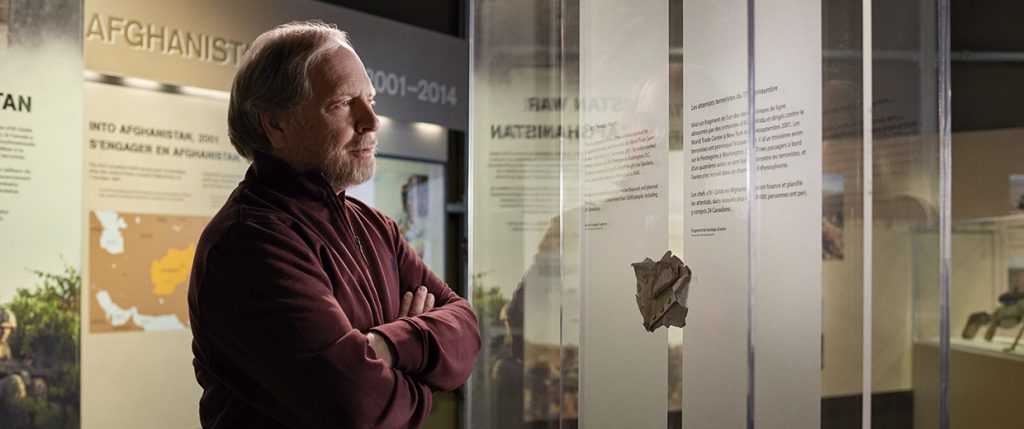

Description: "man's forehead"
320 45 364 72
313 47 373 91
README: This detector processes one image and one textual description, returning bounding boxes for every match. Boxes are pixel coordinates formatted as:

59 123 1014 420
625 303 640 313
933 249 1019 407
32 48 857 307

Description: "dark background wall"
318 0 466 38
951 0 1024 132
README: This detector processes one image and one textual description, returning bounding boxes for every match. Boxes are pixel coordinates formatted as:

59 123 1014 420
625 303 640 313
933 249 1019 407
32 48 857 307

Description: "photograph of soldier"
397 174 430 259
0 306 48 427
0 307 16 360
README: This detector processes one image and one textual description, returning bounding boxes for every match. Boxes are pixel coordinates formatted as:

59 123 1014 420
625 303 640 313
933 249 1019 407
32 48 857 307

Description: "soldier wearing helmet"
0 306 26 427
0 307 15 361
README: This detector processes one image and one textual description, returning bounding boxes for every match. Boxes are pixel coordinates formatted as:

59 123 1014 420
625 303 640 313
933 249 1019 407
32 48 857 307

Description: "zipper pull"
355 236 368 263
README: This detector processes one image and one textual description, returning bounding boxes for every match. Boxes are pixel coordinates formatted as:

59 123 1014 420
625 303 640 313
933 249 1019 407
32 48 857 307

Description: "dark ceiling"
951 0 1024 131
317 0 466 37
952 0 1024 51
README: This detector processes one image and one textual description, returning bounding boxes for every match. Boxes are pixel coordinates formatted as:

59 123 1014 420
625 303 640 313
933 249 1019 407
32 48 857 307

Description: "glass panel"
573 0 671 425
668 0 685 425
821 0 867 426
884 0 946 427
877 0 944 423
469 0 569 427
749 0 826 424
676 0 752 427
559 1 582 426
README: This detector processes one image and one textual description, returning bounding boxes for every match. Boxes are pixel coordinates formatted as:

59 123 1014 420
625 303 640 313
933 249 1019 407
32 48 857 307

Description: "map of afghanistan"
89 211 208 333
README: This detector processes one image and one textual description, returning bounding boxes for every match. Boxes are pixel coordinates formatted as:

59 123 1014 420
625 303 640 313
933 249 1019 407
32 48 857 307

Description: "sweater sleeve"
192 220 432 429
370 219 482 391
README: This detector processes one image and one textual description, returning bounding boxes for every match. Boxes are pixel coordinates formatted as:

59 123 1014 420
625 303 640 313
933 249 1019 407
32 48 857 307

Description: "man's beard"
320 135 377 192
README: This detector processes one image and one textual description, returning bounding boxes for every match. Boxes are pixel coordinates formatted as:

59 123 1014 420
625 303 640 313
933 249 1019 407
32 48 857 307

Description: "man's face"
281 44 379 192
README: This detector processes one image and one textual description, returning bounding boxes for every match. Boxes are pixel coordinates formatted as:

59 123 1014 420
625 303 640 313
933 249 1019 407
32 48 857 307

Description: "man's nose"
355 99 379 134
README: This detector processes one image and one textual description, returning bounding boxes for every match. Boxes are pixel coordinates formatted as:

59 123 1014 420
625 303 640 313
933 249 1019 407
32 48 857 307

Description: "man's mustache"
348 135 377 151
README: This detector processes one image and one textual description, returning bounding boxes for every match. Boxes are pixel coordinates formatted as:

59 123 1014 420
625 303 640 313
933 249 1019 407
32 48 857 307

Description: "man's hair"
228 20 351 160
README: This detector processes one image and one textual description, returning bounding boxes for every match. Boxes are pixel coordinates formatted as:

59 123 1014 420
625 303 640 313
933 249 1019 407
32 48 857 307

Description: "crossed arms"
192 218 480 428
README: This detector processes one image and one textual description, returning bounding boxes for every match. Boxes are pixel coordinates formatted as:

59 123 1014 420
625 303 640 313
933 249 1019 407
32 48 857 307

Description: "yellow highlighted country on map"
151 244 197 296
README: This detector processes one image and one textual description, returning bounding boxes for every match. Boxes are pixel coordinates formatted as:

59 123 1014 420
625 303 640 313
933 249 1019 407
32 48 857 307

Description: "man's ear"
259 111 290 149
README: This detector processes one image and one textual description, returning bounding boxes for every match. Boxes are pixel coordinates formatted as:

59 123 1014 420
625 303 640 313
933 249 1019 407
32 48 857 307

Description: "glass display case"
928 216 1024 357
914 213 1024 427
469 0 953 428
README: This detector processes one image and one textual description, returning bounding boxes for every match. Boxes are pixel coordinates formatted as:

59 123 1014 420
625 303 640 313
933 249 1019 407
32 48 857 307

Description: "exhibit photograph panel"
348 156 447 276
0 0 83 426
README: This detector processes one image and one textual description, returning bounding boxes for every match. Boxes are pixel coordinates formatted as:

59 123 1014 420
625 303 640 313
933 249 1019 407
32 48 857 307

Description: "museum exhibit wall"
951 128 1024 220
1 0 467 427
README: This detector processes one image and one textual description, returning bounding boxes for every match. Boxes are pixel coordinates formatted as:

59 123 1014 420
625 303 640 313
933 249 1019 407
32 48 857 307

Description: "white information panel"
81 81 246 428
751 0 823 427
682 0 823 427
0 10 82 303
681 1 751 426
577 0 669 427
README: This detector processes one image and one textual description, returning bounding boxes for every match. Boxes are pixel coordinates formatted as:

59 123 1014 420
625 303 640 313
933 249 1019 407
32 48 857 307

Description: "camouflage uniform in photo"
0 307 30 427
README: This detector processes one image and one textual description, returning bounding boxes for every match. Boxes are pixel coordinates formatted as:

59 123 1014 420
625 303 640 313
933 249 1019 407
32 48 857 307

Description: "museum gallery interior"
0 0 1022 427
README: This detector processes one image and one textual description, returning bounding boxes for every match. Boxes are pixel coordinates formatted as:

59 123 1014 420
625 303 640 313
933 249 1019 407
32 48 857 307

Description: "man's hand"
399 286 435 317
367 331 395 367
370 286 436 367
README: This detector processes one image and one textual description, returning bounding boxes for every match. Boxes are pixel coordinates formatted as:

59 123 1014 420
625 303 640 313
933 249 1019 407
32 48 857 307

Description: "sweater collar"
247 150 344 201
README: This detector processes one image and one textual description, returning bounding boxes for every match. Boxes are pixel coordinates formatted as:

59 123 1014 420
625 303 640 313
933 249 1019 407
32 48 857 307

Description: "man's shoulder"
343 194 397 226
342 193 375 212
343 194 407 245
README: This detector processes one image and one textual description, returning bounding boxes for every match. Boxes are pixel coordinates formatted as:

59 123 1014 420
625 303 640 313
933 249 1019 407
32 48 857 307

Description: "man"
188 20 480 428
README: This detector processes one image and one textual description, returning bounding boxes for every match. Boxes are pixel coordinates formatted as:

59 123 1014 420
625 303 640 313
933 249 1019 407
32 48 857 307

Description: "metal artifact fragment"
632 251 691 332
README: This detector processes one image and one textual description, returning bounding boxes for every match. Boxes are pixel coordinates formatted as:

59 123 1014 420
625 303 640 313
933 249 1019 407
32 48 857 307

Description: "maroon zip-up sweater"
188 151 480 428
